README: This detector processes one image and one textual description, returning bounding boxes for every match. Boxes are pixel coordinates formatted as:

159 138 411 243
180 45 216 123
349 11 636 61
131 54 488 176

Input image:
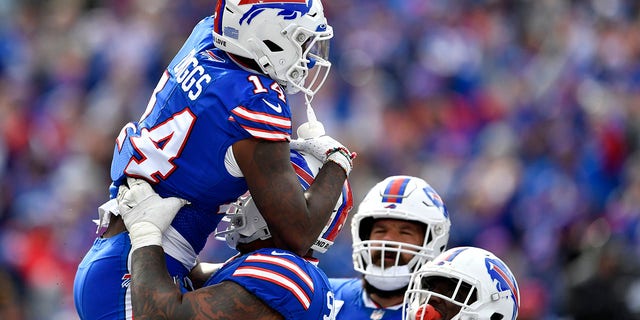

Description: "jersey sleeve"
229 88 292 142
219 250 333 319
233 252 314 312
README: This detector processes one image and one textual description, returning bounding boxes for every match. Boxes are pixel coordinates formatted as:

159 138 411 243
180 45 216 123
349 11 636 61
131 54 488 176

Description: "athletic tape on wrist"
326 147 353 175
128 222 163 251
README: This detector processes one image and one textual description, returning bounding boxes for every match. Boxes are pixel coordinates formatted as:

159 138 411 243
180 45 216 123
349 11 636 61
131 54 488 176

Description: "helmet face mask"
405 273 480 320
351 176 451 285
213 0 333 97
215 149 352 254
215 192 272 246
353 221 448 278
403 247 520 320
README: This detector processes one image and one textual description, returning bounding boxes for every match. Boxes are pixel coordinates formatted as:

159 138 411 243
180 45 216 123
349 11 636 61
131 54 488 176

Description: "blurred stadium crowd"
1 0 640 319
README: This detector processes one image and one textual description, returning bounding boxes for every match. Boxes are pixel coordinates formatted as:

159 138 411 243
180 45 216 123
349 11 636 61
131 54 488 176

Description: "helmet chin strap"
364 264 411 291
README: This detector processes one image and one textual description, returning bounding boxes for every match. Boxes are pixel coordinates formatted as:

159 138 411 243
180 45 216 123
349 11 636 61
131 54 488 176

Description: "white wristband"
128 221 163 251
326 148 353 176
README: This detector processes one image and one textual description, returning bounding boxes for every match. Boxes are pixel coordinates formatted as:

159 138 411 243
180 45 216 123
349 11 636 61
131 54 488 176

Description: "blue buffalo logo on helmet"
237 0 316 24
486 257 520 319
423 185 448 218
214 0 316 35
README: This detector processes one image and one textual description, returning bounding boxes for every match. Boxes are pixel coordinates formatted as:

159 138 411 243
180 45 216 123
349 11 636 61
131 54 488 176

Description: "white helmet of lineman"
215 149 353 254
404 247 520 320
212 0 333 97
351 175 451 291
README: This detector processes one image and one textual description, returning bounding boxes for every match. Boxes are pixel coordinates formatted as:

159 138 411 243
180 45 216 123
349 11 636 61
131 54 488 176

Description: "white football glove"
289 135 356 175
117 177 189 251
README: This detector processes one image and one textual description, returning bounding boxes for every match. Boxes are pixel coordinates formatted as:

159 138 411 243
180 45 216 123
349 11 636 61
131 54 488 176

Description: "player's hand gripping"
289 135 356 176
117 177 189 251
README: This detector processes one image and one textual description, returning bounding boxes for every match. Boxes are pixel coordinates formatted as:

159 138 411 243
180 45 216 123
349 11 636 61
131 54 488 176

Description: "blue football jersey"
206 248 338 320
330 278 403 320
109 16 292 275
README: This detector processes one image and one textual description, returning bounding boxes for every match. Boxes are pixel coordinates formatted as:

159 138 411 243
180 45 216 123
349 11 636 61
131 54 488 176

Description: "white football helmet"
403 247 520 320
212 0 333 97
351 175 451 290
215 149 353 253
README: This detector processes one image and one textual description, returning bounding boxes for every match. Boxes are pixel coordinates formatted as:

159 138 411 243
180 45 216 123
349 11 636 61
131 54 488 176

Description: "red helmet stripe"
213 0 226 34
381 177 410 203
239 0 307 4
489 262 520 306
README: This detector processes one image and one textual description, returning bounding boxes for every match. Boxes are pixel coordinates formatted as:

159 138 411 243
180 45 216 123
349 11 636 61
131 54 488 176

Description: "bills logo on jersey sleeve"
121 273 131 288
203 50 225 63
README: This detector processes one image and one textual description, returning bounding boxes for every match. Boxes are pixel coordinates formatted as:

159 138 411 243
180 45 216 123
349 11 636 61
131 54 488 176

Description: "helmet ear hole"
490 313 504 320
263 40 283 52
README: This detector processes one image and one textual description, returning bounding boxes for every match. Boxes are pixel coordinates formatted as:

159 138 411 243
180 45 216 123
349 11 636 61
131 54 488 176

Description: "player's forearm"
273 162 347 254
130 246 186 319
304 161 347 231
240 139 347 255
131 247 279 319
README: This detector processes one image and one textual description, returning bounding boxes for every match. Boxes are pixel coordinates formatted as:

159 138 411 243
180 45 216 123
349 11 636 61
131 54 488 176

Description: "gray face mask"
363 264 411 291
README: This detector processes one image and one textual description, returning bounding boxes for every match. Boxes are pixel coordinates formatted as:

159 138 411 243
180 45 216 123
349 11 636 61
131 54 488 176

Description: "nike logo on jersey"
271 250 295 257
262 99 283 113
